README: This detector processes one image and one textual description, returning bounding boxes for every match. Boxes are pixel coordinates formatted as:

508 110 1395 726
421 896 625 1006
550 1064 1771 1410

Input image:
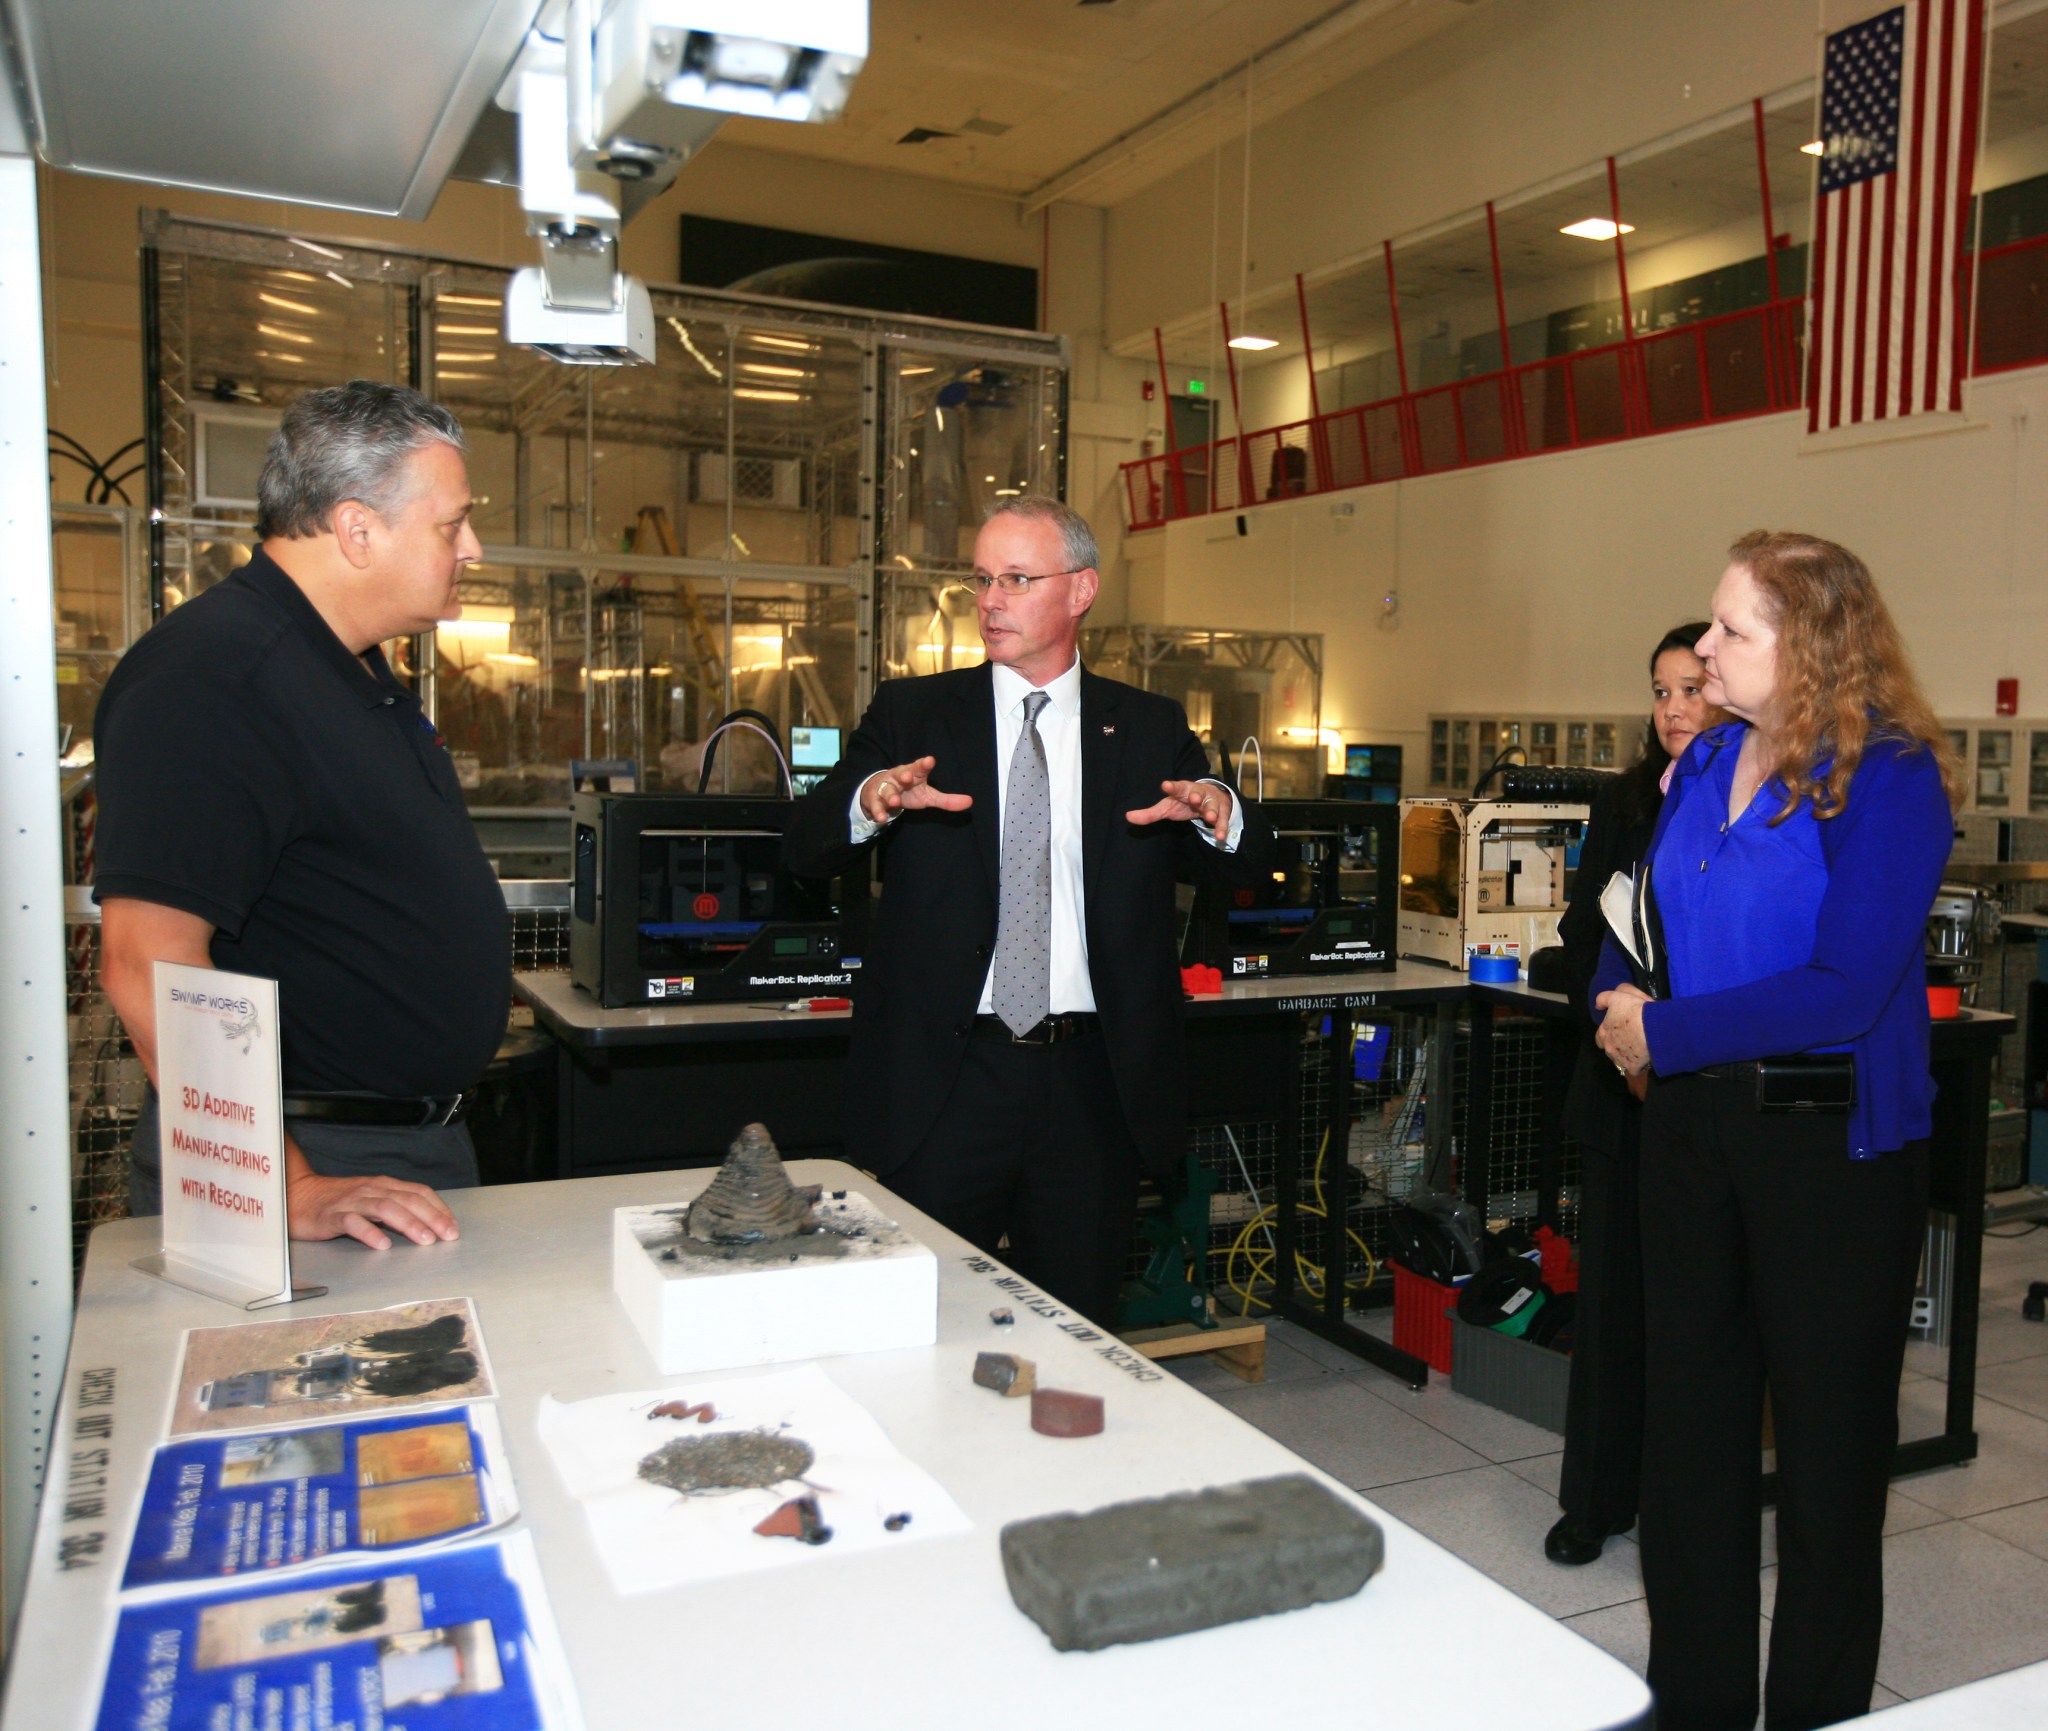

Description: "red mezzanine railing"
1123 295 1806 531
1122 224 2048 532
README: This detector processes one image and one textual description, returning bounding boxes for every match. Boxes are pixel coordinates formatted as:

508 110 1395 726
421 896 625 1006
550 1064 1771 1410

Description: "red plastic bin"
1392 1262 1462 1375
1535 1226 1580 1296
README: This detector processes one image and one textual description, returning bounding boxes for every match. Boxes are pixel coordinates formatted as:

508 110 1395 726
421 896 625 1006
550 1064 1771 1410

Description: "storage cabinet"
1946 719 2048 815
1427 713 1643 792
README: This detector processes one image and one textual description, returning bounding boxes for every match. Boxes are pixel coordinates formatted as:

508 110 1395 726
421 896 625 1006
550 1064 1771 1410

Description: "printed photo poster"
167 1299 496 1439
124 1407 517 1591
94 1534 583 1731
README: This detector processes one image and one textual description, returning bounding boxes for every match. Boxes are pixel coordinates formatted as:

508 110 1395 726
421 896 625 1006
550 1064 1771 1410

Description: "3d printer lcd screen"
790 726 841 771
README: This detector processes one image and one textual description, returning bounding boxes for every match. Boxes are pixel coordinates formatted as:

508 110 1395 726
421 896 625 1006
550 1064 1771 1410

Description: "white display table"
1 1165 1652 1731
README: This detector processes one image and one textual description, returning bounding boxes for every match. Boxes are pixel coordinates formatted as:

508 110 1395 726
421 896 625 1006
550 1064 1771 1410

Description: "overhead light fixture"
436 371 492 382
287 236 344 261
486 652 540 667
735 386 801 402
740 362 807 378
323 270 355 290
437 619 512 643
437 352 496 364
1227 335 1279 351
750 332 818 352
255 323 314 344
901 365 935 376
1559 218 1635 240
1801 139 1825 156
255 351 306 364
437 324 500 337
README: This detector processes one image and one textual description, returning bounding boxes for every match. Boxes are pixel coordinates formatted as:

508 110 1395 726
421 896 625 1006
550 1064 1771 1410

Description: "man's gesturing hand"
1126 779 1234 844
859 757 973 825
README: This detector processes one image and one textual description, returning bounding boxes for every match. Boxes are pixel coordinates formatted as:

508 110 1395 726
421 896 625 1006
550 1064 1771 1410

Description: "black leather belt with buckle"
973 1013 1100 1046
282 1091 474 1129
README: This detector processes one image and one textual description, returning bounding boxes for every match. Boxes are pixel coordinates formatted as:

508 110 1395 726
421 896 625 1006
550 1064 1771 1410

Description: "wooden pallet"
1121 1314 1267 1383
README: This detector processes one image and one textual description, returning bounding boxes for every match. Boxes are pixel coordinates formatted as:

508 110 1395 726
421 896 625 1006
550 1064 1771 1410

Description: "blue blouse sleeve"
1641 741 1950 1073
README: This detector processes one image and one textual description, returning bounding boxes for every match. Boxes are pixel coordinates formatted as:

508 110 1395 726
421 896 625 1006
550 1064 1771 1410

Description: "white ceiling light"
1559 218 1635 241
1227 335 1279 351
1800 140 1825 156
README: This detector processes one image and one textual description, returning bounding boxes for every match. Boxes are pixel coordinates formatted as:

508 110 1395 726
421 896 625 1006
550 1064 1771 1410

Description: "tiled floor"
1168 1225 2048 1720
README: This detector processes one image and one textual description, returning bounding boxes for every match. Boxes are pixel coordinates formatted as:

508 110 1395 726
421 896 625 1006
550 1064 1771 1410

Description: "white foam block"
612 1187 937 1375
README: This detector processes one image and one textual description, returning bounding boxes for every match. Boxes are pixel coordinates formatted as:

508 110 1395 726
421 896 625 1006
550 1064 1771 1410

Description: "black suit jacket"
783 663 1275 1178
1557 766 1661 1154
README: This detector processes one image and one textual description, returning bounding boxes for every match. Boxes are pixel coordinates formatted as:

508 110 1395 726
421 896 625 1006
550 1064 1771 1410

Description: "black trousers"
1638 1072 1928 1731
1558 1098 1646 1532
883 1024 1143 1325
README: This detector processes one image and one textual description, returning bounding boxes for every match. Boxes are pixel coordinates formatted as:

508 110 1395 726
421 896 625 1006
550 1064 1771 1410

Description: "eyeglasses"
971 567 1083 594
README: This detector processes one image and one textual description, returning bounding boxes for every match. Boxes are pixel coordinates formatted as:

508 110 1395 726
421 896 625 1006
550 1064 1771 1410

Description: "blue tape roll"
1469 954 1519 983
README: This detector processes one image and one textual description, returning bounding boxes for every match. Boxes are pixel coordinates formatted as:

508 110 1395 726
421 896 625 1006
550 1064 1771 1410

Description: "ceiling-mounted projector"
503 0 868 366
506 266 656 364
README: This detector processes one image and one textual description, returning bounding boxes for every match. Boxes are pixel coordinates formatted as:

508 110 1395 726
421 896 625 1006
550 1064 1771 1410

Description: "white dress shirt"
849 656 1243 1015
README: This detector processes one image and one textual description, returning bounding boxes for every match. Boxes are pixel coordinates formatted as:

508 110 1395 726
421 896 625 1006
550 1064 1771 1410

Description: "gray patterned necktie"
991 690 1052 1037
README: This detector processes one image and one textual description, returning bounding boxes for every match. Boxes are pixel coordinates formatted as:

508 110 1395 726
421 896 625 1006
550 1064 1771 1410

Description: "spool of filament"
1468 953 1519 984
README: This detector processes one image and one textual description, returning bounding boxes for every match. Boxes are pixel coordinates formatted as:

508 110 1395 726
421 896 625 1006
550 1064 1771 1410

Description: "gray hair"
984 494 1098 573
256 381 467 540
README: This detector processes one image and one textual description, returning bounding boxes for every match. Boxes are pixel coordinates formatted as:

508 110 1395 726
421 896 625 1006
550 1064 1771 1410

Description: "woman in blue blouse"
1593 531 1960 1731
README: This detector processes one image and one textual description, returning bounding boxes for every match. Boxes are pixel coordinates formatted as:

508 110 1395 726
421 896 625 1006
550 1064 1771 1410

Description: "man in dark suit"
784 497 1273 1322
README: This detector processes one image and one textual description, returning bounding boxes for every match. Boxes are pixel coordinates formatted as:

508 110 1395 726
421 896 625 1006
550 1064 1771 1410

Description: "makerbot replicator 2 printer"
570 792 868 1007
1181 798 1402 977
1397 794 1590 969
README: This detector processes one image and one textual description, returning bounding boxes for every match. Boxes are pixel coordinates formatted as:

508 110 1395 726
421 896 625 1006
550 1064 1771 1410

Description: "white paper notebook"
1600 868 1652 977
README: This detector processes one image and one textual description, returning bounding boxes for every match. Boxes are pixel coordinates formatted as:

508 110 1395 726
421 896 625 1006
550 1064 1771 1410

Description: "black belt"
972 1013 1100 1046
1694 1062 1763 1081
282 1091 473 1128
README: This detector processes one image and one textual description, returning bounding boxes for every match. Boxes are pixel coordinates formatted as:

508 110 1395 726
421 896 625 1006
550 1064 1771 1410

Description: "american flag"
1806 0 1987 433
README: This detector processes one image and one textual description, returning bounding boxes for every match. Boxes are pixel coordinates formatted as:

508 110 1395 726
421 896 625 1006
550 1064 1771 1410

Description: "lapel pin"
1101 724 1115 735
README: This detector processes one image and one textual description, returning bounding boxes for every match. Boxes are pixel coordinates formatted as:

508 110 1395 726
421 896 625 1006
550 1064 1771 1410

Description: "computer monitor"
789 725 842 772
1345 743 1401 783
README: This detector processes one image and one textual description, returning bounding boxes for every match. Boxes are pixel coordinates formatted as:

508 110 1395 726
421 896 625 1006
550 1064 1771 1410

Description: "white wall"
1143 369 2048 780
1105 0 1817 350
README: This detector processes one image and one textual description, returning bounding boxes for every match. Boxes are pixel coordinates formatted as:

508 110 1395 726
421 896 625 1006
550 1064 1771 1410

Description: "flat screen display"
790 726 842 771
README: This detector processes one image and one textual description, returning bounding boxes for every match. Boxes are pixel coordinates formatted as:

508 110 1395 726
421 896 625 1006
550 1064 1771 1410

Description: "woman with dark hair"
1543 622 1723 1569
1595 532 1962 1731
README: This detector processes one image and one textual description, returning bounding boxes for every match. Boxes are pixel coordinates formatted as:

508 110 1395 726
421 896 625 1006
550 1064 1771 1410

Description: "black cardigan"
1557 763 1662 1153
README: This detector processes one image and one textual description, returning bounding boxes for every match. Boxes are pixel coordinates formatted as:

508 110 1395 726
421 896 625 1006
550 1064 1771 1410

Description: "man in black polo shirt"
94 381 510 1249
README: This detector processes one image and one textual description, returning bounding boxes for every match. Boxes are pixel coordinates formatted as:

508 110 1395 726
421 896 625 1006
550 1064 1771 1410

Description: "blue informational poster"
95 1534 578 1731
124 1406 515 1590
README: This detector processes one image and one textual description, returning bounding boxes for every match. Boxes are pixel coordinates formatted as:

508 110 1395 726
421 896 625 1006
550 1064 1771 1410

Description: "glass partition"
884 350 1062 572
142 210 1067 864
